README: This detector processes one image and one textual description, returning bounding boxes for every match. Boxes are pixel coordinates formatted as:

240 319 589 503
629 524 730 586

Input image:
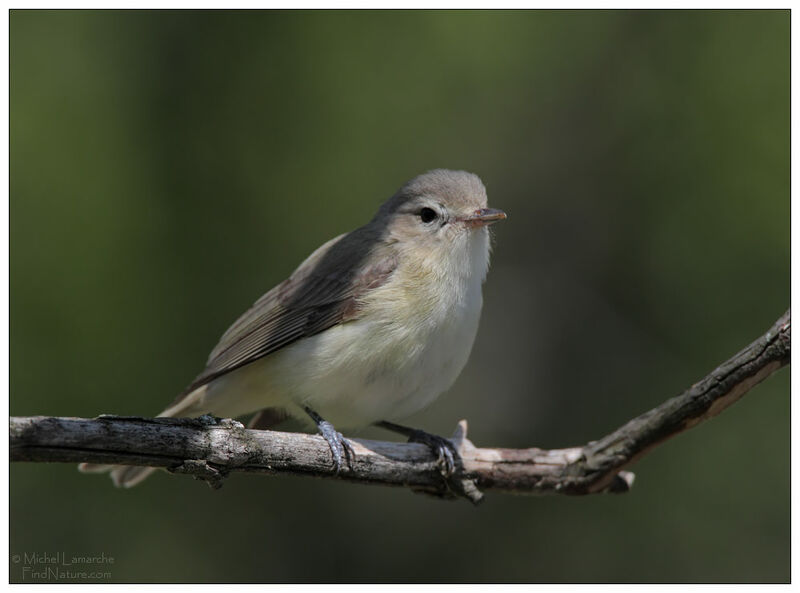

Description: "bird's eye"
419 207 438 223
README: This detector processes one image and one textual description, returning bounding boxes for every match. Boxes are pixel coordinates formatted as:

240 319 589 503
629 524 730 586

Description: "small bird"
80 169 506 487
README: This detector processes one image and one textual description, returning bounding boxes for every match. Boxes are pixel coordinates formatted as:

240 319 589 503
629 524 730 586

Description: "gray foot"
304 407 354 474
408 429 456 476
377 421 457 477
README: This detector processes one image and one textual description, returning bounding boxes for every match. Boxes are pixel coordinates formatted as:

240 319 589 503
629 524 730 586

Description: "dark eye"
419 207 437 223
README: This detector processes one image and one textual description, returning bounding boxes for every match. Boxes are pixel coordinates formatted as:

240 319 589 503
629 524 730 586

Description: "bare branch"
10 309 790 503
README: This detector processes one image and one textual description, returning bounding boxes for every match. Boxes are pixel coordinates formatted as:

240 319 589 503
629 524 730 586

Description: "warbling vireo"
80 169 506 487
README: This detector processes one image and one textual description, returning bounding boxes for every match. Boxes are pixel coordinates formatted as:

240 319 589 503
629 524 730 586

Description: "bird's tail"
77 461 159 489
78 385 211 488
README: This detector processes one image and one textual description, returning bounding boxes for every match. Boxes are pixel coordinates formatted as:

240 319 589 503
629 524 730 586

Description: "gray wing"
175 226 397 400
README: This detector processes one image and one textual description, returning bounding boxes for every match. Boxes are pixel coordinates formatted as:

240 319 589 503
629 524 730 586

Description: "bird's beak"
464 208 507 228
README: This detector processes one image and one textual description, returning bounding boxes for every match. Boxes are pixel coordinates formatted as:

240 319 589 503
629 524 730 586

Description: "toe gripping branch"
377 420 484 505
304 407 355 475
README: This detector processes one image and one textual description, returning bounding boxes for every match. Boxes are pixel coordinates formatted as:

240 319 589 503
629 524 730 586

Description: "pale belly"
200 284 484 429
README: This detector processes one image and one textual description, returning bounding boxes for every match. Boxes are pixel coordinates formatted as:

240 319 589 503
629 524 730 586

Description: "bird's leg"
376 421 457 477
304 407 354 474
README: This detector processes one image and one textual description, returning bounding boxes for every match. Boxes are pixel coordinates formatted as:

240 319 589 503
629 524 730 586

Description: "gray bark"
10 309 790 504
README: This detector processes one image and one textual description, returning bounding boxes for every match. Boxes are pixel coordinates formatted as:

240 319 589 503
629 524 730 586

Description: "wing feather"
173 226 397 402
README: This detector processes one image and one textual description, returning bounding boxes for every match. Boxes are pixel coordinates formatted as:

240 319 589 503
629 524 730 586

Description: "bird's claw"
317 420 354 474
407 429 457 477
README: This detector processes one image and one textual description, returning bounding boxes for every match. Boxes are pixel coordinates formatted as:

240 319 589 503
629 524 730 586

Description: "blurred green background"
10 9 789 583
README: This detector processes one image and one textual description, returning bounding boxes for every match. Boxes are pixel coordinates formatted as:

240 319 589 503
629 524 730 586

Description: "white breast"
202 229 491 429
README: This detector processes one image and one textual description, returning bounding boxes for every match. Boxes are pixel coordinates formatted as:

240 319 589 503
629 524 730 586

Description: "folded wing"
173 226 397 403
